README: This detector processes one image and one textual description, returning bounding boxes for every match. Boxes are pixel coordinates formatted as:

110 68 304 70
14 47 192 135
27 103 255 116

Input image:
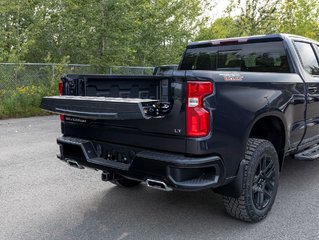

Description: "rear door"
294 41 319 143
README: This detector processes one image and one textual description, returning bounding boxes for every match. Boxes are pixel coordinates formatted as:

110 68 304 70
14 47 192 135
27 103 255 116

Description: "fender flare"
215 111 288 198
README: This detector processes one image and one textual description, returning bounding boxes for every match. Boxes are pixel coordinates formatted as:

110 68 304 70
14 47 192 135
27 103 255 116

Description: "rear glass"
180 42 290 73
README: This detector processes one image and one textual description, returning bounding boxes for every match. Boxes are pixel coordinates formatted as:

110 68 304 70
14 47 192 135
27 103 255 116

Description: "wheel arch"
214 111 288 198
247 111 288 171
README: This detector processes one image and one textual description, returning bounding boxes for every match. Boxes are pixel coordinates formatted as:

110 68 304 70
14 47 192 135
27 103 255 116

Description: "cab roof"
188 34 318 49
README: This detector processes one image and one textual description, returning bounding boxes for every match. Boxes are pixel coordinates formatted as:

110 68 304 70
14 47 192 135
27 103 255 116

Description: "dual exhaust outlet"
145 179 172 191
66 160 84 169
66 160 172 191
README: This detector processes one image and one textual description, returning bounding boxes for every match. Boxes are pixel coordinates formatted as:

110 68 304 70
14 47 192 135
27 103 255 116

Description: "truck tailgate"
41 96 159 120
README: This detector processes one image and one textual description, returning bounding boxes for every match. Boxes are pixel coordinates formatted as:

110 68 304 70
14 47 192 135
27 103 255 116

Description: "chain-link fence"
0 63 154 118
0 63 154 91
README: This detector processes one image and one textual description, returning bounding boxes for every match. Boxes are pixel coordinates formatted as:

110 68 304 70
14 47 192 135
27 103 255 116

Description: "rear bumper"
57 136 225 191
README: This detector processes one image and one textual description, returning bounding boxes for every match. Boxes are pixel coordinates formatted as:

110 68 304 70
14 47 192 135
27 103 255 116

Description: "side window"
294 42 319 75
239 43 290 73
315 44 319 58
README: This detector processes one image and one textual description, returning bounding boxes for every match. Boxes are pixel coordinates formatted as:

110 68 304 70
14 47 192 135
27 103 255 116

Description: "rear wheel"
223 138 279 222
110 177 141 188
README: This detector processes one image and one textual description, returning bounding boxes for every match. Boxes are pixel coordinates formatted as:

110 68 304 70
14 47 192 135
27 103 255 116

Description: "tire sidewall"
246 141 280 219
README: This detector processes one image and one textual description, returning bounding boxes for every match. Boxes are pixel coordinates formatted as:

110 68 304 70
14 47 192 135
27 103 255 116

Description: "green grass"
0 84 58 119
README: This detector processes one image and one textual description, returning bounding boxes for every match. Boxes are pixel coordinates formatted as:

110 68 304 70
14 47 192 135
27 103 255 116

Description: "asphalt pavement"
1 116 319 240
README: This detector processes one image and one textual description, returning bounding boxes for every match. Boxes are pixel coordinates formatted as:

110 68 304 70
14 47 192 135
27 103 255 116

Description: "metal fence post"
15 66 18 85
52 64 55 82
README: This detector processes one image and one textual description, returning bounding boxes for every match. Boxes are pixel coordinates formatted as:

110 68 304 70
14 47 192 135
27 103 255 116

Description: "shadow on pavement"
55 157 319 240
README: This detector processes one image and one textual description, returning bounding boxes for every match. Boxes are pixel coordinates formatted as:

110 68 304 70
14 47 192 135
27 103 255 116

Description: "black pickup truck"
41 34 319 222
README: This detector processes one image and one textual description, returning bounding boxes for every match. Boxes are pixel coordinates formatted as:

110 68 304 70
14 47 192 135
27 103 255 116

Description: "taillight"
60 114 65 122
186 81 213 137
58 81 63 95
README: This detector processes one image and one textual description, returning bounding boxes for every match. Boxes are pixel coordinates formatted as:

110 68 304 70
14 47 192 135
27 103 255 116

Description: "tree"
0 0 40 62
0 0 213 66
196 0 281 41
278 0 319 40
227 0 280 36
129 0 211 66
195 17 240 41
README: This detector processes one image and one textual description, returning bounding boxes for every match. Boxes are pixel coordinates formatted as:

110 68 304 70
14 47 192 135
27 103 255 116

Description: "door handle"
308 86 317 94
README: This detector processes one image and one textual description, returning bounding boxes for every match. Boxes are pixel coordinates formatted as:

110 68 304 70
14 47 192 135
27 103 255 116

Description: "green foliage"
196 0 319 41
1 0 319 64
197 0 281 40
128 0 210 66
1 0 319 119
228 0 280 35
0 63 59 119
0 0 212 66
278 0 319 39
0 84 58 119
195 17 240 41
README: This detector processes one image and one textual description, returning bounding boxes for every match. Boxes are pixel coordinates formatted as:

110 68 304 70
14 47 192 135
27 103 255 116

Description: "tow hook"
101 171 115 182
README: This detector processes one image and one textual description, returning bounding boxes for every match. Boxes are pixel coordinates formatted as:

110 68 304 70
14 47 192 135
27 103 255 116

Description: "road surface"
1 116 319 240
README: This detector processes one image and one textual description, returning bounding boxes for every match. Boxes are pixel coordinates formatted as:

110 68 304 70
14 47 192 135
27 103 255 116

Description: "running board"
294 145 319 161
40 96 161 120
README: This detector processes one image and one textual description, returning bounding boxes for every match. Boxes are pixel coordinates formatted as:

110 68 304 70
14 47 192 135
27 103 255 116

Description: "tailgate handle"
56 108 118 118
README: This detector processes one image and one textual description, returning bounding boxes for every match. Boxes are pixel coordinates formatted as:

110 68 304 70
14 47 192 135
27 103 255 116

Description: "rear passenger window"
180 42 290 73
218 51 241 70
295 42 319 75
181 47 216 70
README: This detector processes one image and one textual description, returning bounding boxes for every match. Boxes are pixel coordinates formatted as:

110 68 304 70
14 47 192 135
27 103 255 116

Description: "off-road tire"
223 138 279 223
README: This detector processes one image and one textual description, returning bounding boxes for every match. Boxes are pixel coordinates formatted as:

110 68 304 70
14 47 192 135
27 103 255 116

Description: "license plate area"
91 141 137 165
57 136 141 170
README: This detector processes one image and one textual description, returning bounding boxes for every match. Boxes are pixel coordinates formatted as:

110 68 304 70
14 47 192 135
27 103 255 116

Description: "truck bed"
41 73 187 153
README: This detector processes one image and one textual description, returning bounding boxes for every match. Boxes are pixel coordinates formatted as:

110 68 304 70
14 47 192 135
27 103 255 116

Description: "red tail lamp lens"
58 81 63 95
186 81 213 137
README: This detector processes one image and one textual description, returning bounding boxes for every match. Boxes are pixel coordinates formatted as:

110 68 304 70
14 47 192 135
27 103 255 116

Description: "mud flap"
213 159 248 198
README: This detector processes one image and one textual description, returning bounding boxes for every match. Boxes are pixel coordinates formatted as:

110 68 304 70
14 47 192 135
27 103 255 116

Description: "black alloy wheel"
252 153 276 210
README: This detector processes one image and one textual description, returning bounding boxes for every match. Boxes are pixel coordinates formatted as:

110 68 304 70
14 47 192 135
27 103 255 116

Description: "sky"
212 1 230 19
205 0 243 21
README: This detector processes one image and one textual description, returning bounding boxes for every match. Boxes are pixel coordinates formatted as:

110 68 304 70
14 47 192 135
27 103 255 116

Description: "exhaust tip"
66 160 84 169
146 179 172 191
